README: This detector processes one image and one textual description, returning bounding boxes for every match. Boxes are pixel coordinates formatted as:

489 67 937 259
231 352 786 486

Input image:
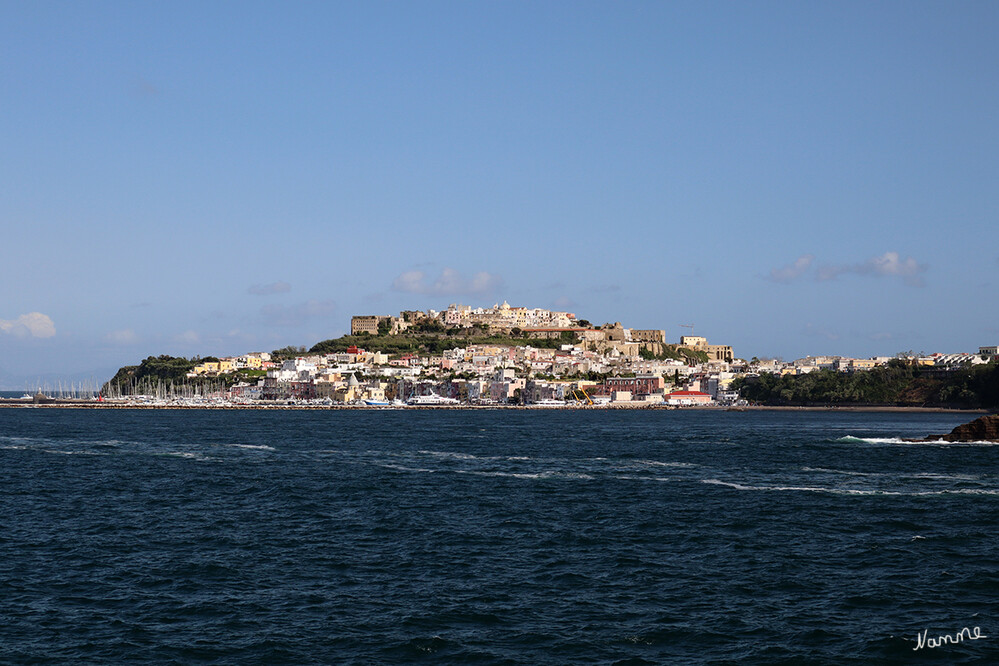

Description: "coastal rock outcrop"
918 414 999 443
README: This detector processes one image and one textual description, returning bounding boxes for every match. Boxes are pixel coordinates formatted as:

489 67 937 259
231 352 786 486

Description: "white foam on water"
92 439 127 447
701 479 904 495
917 488 999 496
635 460 697 468
418 450 479 460
803 468 983 483
41 449 108 456
456 469 594 480
906 472 982 481
839 435 998 447
161 451 215 461
701 478 999 497
228 444 276 451
802 467 884 477
612 475 672 482
837 436 911 445
417 450 544 463
376 463 437 473
0 436 42 446
559 472 595 480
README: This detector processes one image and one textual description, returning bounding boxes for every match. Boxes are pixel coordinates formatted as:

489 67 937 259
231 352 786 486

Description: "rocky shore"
907 414 999 443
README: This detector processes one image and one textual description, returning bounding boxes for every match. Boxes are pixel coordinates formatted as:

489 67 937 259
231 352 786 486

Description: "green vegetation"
101 355 267 396
270 345 309 361
733 360 999 409
309 333 569 357
104 355 196 388
639 345 710 365
102 355 202 395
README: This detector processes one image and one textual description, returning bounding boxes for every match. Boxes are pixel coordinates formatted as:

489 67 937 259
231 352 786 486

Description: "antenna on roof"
679 323 695 334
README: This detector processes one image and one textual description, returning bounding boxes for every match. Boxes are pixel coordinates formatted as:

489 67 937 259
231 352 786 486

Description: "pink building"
666 390 712 406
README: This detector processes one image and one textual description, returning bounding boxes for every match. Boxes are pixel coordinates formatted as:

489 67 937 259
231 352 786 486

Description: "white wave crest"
701 478 999 496
229 444 276 451
906 472 982 481
612 475 672 482
459 470 594 480
838 435 998 446
802 467 884 477
635 460 697 468
161 451 214 461
417 450 480 460
376 463 437 473
42 449 108 456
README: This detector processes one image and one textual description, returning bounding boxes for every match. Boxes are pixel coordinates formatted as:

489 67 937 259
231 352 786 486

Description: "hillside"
303 332 708 364
733 360 999 409
101 355 256 395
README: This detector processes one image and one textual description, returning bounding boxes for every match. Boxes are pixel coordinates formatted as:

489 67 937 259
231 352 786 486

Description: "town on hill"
100 302 999 409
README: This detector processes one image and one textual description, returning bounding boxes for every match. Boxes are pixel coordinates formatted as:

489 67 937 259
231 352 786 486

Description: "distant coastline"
0 400 985 413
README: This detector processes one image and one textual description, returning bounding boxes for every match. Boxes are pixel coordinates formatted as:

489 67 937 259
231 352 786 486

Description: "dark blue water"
1 409 996 664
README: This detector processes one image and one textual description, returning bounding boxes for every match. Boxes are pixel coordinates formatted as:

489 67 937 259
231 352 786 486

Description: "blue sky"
2 1 997 387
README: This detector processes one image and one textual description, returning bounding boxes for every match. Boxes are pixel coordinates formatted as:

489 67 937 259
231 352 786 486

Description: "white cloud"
391 268 503 296
392 270 428 293
106 329 138 344
767 254 814 283
175 330 201 344
0 312 56 338
818 251 927 287
248 281 292 295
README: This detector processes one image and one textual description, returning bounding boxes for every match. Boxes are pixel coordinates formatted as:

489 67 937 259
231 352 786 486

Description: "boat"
529 399 565 407
363 399 391 406
406 393 461 406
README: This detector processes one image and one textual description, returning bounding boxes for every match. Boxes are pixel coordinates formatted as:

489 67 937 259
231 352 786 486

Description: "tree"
377 319 392 336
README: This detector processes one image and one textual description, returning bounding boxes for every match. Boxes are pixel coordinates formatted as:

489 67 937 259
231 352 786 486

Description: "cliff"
933 414 999 442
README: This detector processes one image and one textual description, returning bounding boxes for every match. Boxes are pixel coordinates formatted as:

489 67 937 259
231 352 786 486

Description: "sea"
1 408 996 664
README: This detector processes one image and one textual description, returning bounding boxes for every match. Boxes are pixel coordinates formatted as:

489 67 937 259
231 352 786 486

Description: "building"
630 329 666 343
351 316 390 335
600 375 665 397
666 390 712 406
679 335 734 363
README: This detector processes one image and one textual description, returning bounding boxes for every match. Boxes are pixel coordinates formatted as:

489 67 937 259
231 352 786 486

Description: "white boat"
363 399 391 406
407 393 461 406
529 399 565 407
